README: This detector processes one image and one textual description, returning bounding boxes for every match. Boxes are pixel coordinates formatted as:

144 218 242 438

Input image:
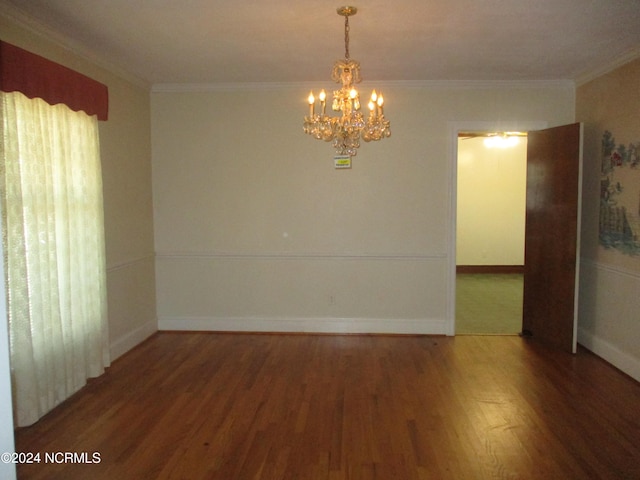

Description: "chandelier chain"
344 15 350 59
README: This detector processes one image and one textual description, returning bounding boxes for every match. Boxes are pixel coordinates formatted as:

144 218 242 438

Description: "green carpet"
455 273 523 335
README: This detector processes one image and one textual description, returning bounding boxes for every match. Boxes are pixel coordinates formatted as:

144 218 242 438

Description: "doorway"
455 132 527 334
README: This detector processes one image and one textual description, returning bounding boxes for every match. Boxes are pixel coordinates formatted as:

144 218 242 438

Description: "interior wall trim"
578 327 640 383
107 254 155 272
158 316 448 336
156 252 447 261
575 46 640 87
581 257 640 280
151 79 577 93
456 265 524 274
109 318 157 361
578 257 640 381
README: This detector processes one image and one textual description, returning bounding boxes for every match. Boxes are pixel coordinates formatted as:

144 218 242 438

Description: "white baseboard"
158 316 448 336
578 327 640 382
110 318 158 361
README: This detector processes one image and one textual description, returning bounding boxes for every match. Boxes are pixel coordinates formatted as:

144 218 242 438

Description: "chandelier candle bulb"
369 90 378 118
308 91 315 117
319 89 327 115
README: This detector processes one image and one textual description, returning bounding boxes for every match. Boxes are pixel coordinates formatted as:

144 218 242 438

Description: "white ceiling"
2 0 640 85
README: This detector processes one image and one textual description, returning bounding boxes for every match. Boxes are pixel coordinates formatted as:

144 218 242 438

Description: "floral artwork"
600 130 640 255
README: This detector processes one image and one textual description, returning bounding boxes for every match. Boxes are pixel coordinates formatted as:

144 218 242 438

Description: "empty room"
1 1 640 479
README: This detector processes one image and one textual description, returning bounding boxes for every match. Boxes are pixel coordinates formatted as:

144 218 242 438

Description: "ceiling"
2 0 640 85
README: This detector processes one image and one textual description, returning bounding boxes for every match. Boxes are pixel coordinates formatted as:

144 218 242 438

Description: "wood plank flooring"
14 333 640 479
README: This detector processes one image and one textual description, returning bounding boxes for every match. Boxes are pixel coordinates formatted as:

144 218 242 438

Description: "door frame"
446 121 548 336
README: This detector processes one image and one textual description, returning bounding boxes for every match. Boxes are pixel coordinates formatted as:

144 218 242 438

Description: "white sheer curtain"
0 91 109 427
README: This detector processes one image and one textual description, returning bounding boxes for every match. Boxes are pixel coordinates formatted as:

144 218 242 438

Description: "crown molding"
152 78 576 93
575 46 640 87
151 82 310 93
0 1 149 89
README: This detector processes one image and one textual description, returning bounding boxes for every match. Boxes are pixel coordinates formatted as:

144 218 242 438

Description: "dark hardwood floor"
14 332 640 479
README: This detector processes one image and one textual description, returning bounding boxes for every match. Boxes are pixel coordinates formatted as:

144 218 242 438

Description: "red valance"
0 41 108 121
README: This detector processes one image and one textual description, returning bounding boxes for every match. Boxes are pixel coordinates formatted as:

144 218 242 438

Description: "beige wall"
1 13 158 359
152 83 574 334
576 58 640 380
457 137 527 265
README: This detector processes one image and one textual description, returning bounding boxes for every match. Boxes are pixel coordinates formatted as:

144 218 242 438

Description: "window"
0 42 109 426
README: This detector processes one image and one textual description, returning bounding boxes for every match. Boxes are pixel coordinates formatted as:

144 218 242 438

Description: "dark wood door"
522 123 583 353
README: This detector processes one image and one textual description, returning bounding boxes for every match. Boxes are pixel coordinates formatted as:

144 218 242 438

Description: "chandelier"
483 132 525 149
303 6 391 157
